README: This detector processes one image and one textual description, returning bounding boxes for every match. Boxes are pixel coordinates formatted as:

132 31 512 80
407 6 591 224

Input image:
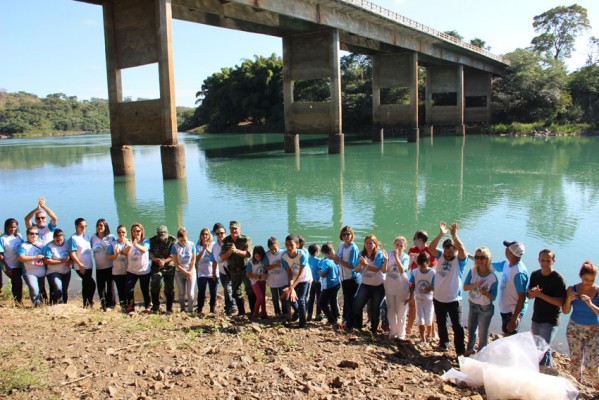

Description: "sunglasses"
36 216 46 220
474 255 487 260
29 232 39 236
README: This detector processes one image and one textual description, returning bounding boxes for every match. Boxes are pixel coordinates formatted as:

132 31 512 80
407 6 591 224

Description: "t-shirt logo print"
438 261 452 278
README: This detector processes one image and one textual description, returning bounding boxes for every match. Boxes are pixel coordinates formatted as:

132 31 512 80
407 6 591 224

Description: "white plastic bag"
441 332 578 400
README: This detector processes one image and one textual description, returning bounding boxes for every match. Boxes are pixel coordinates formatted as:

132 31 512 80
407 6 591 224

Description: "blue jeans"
23 273 46 307
270 286 290 316
531 321 559 367
220 272 236 314
197 276 218 313
47 271 71 304
307 281 322 318
467 301 495 352
353 283 386 334
290 282 309 327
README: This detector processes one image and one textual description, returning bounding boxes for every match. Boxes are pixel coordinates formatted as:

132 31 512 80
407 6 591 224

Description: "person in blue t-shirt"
353 234 388 335
318 242 341 327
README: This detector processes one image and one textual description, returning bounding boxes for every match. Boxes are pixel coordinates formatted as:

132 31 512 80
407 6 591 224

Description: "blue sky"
1 0 598 107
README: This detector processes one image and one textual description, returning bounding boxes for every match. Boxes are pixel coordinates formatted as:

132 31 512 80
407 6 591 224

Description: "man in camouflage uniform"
149 225 176 313
221 220 255 316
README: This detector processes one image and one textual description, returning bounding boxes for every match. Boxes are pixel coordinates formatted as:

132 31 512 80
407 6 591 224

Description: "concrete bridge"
77 0 508 179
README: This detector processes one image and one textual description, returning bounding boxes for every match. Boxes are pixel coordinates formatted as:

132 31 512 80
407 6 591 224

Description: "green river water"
1 132 599 350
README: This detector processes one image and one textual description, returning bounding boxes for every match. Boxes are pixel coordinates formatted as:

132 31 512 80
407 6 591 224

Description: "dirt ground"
0 298 596 400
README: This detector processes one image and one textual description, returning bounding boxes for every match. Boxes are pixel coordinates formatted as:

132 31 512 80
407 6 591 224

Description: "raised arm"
450 223 467 260
426 222 447 258
38 197 58 226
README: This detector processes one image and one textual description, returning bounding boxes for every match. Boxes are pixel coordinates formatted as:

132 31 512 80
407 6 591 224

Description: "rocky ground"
0 299 596 400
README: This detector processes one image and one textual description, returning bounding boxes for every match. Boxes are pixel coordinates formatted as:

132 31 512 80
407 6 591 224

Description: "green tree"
569 64 599 123
470 38 489 50
193 54 284 132
492 49 570 123
531 4 591 60
340 53 372 131
444 30 463 41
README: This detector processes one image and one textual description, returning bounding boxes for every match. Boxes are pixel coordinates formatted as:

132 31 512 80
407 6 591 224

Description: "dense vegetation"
0 92 110 136
2 4 599 137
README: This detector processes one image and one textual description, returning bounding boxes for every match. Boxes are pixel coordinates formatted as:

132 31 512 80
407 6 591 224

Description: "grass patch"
0 344 45 395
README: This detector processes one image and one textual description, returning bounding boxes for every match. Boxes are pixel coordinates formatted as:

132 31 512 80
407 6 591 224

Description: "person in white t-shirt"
43 229 72 304
353 234 388 335
123 223 151 312
24 197 58 246
91 218 116 310
107 224 129 308
17 226 46 307
427 222 468 355
383 236 411 340
0 218 24 303
171 227 197 313
69 218 96 308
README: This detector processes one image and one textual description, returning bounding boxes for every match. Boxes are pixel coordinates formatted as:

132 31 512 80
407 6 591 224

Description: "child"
264 237 288 317
407 229 438 336
318 242 341 327
410 252 436 342
383 236 411 340
246 246 268 320
307 243 323 321
281 234 311 328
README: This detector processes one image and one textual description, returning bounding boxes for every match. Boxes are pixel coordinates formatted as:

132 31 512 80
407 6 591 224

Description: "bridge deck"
77 0 507 74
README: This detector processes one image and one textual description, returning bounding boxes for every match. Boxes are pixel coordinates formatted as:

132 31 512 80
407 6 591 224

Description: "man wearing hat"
493 240 529 335
149 225 177 313
221 221 255 316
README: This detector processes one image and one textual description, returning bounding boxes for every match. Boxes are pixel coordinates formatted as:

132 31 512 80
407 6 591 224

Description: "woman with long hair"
0 218 23 303
563 260 599 389
463 246 498 354
196 227 217 314
353 234 388 335
107 224 129 309
123 223 151 312
91 218 116 310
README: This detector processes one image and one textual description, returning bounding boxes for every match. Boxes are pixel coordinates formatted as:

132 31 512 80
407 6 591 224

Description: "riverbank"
1 298 596 399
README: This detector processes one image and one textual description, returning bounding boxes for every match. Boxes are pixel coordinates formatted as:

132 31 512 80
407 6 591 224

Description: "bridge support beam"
464 68 492 125
103 0 186 179
372 52 419 143
425 64 465 136
283 30 343 154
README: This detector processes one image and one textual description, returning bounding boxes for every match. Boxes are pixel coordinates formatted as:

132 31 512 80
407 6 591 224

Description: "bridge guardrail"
338 0 507 65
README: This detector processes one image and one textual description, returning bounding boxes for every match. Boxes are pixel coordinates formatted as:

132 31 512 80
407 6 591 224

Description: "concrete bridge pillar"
464 68 492 125
103 0 186 179
282 30 343 154
424 64 465 136
372 52 419 143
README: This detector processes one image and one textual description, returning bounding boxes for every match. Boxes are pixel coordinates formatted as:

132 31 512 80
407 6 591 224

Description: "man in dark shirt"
527 248 567 368
221 221 255 316
149 225 176 313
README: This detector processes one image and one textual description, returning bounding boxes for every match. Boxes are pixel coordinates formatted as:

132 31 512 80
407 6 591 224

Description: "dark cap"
157 225 169 239
229 220 240 228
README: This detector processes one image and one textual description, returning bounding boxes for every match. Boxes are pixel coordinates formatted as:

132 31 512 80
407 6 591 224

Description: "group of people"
0 198 598 389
